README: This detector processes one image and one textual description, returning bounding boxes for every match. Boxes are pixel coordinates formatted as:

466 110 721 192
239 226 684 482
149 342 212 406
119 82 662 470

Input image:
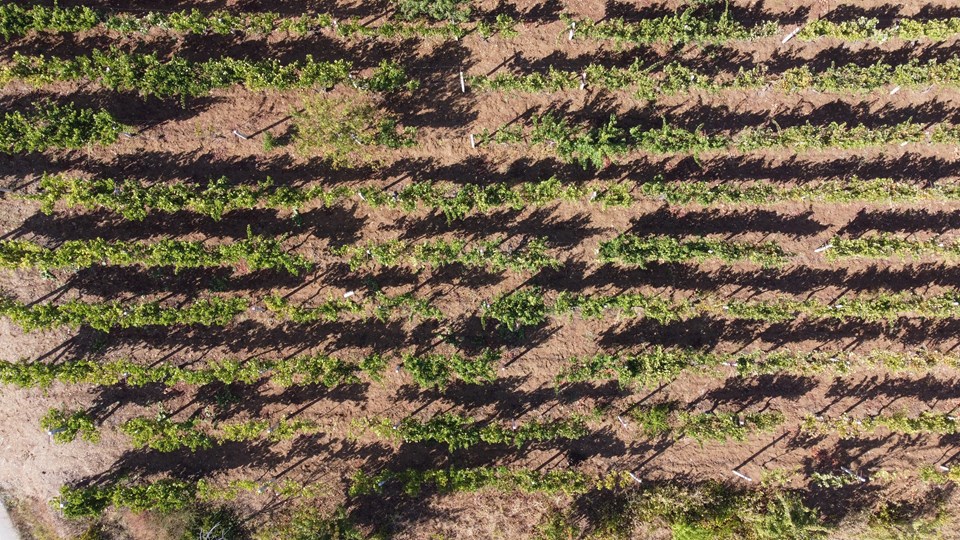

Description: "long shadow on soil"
838 208 960 235
628 207 827 237
565 262 960 294
600 316 960 351
5 205 367 243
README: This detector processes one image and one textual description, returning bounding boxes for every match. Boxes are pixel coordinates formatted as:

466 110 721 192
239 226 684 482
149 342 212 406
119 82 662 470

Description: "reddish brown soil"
3 0 960 538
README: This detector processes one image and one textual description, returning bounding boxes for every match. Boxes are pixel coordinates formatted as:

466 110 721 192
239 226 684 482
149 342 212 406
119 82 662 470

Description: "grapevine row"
558 347 960 387
263 291 442 324
368 412 588 451
468 58 960 99
598 234 788 268
483 288 960 330
2 49 415 98
628 404 784 443
0 349 499 390
0 3 520 41
479 114 960 169
3 3 957 45
23 174 629 222
564 12 960 45
0 231 310 275
43 408 322 451
333 237 559 273
25 175 960 221
0 289 439 332
801 412 960 438
0 102 125 153
54 477 323 518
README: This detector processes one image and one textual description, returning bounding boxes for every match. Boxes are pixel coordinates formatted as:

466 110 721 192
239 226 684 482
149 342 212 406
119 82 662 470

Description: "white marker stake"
814 244 833 253
617 415 628 428
470 134 476 148
781 26 801 44
841 467 866 482
732 470 753 482
568 22 576 40
889 86 901 95
627 472 642 484
233 129 249 140
938 464 951 472
343 291 355 298
459 71 466 93
580 72 587 90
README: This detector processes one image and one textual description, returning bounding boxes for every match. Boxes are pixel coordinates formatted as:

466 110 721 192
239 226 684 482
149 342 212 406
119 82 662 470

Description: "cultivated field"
2 0 960 538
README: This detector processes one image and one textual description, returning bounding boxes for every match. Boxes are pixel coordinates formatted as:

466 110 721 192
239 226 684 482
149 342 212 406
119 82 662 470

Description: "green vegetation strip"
558 347 960 387
264 291 443 324
24 174 630 222
826 234 960 261
0 3 520 41
42 408 322 451
2 49 414 98
26 175 960 221
479 114 960 169
640 177 960 205
333 238 559 273
0 102 126 153
628 404 783 443
482 288 960 330
369 413 588 451
598 234 788 268
0 349 499 390
565 12 960 45
0 232 310 275
801 412 960 438
469 58 960 99
55 478 323 518
0 296 247 332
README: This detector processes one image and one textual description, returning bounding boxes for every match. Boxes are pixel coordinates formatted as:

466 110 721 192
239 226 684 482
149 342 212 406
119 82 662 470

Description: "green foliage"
628 404 784 444
55 479 197 517
534 509 582 540
562 8 779 45
799 16 960 42
484 287 960 328
470 58 960 100
481 288 549 330
119 412 321 452
640 176 960 206
393 0 471 23
558 347 960 388
0 101 125 153
801 412 960 439
254 506 365 540
827 234 960 261
0 351 388 389
0 229 311 274
120 414 215 452
333 237 559 273
26 174 607 222
371 412 587 451
484 114 960 168
40 408 99 443
0 295 248 332
599 234 788 268
1 49 414 97
57 477 326 518
400 349 501 388
293 96 415 167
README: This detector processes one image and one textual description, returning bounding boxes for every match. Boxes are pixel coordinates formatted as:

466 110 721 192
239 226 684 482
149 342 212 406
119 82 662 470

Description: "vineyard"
4 0 960 539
